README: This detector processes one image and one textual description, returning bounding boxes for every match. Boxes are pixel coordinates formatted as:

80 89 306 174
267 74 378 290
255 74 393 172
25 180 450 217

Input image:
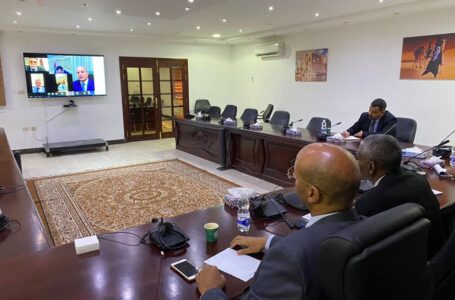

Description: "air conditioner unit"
254 42 285 59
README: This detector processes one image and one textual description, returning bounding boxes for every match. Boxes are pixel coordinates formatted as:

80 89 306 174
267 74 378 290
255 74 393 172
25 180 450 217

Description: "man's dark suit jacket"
73 79 95 92
201 209 360 300
347 111 397 138
355 170 445 258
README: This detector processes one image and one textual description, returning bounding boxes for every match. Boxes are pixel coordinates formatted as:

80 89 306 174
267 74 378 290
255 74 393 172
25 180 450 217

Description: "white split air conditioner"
254 42 285 59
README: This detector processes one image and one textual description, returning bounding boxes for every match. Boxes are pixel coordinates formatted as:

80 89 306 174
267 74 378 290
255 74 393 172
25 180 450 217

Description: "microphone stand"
402 140 450 171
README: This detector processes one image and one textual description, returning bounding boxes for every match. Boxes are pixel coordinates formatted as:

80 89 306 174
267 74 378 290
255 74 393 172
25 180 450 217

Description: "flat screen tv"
23 53 106 98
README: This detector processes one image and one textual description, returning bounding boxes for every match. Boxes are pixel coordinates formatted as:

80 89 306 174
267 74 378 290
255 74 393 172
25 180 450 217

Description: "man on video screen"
73 66 95 92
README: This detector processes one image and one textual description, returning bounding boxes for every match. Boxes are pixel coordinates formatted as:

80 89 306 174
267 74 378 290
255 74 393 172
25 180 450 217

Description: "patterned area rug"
29 160 237 246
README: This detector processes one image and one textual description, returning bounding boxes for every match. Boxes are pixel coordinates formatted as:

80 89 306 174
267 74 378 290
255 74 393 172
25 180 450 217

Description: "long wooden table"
0 128 50 259
0 202 298 299
174 118 455 209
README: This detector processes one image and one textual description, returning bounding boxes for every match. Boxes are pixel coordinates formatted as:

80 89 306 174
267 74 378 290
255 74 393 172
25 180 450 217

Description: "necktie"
369 120 375 133
81 82 86 91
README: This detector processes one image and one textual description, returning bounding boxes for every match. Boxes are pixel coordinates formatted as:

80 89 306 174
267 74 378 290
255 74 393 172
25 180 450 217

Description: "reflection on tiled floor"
22 138 281 194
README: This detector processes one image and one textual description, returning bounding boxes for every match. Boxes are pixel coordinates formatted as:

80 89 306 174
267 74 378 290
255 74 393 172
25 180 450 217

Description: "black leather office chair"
269 110 290 127
208 106 221 118
194 99 211 114
396 117 417 143
430 227 455 300
221 105 237 119
306 117 331 133
319 203 432 300
240 108 258 123
258 104 274 123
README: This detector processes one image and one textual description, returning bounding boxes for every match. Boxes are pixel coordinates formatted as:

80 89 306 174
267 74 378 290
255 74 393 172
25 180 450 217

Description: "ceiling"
1 0 454 44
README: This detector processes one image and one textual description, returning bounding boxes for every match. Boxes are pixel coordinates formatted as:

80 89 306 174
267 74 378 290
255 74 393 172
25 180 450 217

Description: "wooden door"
156 59 189 138
120 57 188 141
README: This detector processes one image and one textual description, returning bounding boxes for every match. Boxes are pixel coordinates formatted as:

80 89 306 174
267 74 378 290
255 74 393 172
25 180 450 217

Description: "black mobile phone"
170 259 198 281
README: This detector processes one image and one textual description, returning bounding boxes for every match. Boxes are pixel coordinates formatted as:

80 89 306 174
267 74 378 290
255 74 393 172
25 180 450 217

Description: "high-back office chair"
194 99 211 114
306 117 332 133
221 105 237 119
269 110 290 127
208 106 221 118
240 108 258 123
258 104 274 123
396 117 417 143
430 223 455 300
319 203 432 300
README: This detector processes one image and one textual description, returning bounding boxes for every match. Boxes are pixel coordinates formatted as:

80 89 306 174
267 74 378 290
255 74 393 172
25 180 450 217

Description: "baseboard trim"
15 139 127 154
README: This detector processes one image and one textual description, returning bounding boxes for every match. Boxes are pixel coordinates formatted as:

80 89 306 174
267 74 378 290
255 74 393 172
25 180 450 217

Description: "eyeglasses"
287 166 295 180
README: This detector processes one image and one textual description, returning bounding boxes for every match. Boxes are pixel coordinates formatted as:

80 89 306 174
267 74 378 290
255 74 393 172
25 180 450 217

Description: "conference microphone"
403 139 450 169
327 121 341 129
265 195 307 230
383 123 398 135
289 119 303 127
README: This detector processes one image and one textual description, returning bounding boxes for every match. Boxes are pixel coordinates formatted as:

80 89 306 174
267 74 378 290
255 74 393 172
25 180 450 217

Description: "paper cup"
204 222 219 243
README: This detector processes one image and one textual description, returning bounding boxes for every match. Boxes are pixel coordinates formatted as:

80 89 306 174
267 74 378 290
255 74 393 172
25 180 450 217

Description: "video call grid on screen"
23 53 107 98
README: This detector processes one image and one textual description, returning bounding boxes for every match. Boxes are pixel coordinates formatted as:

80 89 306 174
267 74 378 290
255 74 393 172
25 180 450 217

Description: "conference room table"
0 200 299 299
174 117 455 208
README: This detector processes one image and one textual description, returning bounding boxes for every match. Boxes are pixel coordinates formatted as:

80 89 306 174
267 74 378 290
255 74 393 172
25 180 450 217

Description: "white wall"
0 31 232 149
230 7 455 145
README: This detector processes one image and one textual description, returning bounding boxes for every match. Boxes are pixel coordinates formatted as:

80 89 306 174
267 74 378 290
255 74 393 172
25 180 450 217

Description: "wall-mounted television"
23 53 107 98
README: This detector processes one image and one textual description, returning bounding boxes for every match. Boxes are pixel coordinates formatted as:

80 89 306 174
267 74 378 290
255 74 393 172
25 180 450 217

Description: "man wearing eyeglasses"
196 143 361 300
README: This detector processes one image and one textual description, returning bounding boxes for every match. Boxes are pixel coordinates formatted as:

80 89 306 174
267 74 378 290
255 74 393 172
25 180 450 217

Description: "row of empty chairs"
193 99 418 143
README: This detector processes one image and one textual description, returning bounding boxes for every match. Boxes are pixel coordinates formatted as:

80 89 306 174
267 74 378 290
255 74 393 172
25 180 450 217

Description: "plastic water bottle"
450 146 455 167
320 119 327 135
237 197 251 233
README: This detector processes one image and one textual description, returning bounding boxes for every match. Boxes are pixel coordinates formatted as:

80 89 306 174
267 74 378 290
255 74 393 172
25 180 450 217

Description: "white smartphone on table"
170 259 198 281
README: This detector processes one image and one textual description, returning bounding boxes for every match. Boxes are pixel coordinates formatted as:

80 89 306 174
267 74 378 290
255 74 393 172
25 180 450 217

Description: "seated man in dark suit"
342 98 397 138
355 134 445 258
73 66 95 92
196 143 362 299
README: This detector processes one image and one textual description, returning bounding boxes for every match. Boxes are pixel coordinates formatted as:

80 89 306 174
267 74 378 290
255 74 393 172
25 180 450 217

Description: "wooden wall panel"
0 56 5 106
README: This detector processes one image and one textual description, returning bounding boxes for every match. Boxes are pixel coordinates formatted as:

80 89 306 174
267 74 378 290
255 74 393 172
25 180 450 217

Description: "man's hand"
196 265 226 296
230 236 267 255
354 131 363 138
341 131 350 138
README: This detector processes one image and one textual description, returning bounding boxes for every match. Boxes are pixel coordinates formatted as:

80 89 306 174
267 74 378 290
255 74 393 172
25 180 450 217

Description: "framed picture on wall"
295 48 328 82
400 32 455 80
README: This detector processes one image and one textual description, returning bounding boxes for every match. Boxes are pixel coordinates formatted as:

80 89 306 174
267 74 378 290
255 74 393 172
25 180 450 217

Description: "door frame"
119 57 189 142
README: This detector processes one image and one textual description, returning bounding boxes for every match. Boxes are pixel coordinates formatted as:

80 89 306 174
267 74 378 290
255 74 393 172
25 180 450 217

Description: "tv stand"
43 138 108 157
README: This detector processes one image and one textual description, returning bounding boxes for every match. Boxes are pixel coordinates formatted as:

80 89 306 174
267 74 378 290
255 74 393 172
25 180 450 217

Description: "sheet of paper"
345 136 360 141
432 189 443 196
204 248 260 282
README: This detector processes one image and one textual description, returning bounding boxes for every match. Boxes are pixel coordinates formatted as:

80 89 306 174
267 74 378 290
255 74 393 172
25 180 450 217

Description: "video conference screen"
23 53 107 98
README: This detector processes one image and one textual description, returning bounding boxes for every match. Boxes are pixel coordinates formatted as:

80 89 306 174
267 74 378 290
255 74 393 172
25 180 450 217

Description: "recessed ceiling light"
81 3 88 7
129 28 134 32
76 25 80 29
268 6 274 11
116 10 122 15
188 0 194 3
185 7 191 11
13 20 18 24
16 11 22 16
379 0 384 3
314 12 320 17
155 11 160 16
222 18 227 23
212 33 221 38
196 25 201 30
147 22 151 26
88 17 92 21
239 29 243 33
